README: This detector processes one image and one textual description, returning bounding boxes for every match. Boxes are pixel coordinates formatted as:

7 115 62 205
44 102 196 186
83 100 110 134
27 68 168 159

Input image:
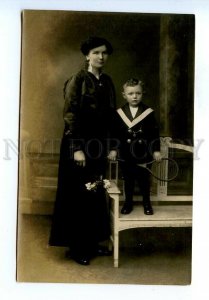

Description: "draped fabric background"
20 10 194 152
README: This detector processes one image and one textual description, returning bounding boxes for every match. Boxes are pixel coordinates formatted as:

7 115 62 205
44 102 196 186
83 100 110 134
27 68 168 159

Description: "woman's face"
86 45 109 69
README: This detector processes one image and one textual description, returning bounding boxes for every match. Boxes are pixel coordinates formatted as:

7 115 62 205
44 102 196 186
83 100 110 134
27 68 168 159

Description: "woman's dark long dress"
49 69 116 257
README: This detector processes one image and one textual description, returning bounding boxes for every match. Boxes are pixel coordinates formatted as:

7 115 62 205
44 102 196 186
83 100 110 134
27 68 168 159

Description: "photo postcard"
17 9 194 285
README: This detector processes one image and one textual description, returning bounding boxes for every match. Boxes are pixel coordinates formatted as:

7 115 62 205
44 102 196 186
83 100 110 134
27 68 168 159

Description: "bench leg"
108 192 120 267
114 231 119 267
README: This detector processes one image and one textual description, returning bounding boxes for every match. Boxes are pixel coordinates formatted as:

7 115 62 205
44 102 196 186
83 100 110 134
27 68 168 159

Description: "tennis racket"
117 158 179 182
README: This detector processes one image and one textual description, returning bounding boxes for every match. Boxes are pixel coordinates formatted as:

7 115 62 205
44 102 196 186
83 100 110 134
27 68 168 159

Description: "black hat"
80 36 113 55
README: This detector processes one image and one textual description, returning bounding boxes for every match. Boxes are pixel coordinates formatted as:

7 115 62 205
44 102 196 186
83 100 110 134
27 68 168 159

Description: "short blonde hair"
123 78 144 91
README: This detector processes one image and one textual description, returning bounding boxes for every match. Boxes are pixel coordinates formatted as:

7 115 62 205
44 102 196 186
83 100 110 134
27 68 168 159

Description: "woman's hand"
107 150 117 161
153 151 162 162
74 150 86 167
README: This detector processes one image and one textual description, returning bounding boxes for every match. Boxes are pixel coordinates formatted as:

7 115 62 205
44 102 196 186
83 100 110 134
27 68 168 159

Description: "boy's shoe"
143 204 153 215
121 202 133 214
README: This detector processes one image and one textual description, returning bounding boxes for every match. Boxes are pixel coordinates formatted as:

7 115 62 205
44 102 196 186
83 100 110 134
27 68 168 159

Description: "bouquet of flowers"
85 177 111 192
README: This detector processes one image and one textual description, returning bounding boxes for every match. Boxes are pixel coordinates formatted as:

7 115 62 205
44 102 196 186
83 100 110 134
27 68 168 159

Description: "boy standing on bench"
108 78 161 215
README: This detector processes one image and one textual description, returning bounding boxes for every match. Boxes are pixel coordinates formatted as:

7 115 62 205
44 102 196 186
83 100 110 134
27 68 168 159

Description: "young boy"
108 78 161 215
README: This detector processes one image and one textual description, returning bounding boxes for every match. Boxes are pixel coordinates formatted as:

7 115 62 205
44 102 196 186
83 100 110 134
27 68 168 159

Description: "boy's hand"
108 150 117 161
153 151 162 162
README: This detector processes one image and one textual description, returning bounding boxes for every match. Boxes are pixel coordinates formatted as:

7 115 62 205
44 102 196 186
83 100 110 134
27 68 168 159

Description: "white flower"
85 182 92 190
85 179 111 192
85 182 96 191
103 179 111 189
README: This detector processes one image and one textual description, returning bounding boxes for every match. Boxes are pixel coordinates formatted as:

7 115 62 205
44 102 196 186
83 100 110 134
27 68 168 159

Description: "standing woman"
49 37 116 265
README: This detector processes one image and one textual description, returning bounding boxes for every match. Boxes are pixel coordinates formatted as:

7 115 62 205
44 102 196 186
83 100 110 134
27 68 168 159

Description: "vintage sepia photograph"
17 9 194 284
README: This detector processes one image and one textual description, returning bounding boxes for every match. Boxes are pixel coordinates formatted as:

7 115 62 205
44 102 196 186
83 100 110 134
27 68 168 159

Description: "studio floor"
16 214 192 285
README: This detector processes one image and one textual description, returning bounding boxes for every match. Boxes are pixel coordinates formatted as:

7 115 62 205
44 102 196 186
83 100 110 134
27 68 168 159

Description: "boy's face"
122 84 143 107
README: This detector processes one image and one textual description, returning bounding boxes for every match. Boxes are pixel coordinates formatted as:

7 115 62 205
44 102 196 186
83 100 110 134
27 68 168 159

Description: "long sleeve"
110 102 160 162
147 113 160 153
62 70 116 154
63 72 84 151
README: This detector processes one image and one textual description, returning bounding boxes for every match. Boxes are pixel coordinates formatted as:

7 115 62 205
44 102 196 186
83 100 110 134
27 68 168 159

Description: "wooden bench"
107 137 193 267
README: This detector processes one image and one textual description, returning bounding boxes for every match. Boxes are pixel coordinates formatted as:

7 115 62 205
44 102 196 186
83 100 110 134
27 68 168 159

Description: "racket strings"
168 162 178 180
150 159 179 181
116 158 179 182
151 160 166 180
